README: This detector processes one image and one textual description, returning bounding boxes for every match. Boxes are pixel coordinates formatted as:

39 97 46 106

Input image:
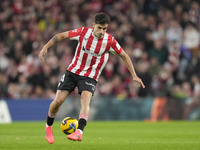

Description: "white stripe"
116 42 120 49
97 53 109 80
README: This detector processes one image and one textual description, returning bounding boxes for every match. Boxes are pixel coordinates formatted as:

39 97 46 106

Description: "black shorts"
57 70 97 95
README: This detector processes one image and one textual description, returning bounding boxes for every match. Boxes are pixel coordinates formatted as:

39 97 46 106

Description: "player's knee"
81 91 92 103
81 98 91 106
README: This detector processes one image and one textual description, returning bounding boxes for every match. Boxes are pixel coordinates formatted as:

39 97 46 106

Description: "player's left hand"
133 76 145 88
39 47 47 62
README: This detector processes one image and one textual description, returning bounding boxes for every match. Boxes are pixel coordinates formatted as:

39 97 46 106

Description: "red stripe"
68 28 88 71
94 38 103 54
84 38 103 77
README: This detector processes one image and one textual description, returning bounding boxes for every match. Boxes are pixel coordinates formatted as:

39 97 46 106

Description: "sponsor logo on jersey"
82 46 101 57
84 37 88 40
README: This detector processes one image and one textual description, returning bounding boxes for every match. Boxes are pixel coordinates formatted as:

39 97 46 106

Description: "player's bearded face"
93 23 108 38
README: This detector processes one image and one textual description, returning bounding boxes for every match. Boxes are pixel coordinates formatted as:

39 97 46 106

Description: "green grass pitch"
0 121 200 150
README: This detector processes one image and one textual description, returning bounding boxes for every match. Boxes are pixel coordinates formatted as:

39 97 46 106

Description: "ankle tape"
79 113 88 121
48 111 57 118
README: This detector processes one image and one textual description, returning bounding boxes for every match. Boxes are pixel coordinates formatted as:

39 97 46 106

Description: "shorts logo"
85 82 95 91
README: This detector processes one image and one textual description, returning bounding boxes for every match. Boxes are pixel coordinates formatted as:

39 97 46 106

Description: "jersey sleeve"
68 27 83 40
109 38 123 54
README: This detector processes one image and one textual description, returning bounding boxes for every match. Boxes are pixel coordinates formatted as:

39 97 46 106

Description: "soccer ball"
61 117 78 135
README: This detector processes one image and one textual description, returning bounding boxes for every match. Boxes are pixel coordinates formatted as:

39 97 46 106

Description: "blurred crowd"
0 0 200 101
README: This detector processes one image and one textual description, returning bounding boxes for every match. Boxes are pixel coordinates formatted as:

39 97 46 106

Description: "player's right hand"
39 47 47 61
133 76 145 89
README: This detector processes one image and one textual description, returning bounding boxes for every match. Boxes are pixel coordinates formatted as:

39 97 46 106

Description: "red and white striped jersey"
67 27 123 81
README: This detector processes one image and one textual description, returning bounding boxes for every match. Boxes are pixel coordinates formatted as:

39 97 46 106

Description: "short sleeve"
109 38 123 54
68 27 83 40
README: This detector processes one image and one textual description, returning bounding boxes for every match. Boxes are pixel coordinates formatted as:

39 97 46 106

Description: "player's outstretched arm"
118 50 145 88
39 31 69 61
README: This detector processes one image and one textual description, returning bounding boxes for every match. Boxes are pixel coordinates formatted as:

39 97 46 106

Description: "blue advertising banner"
1 96 200 122
5 99 51 121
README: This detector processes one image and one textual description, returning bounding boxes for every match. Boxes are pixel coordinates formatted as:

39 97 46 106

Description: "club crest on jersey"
102 43 106 48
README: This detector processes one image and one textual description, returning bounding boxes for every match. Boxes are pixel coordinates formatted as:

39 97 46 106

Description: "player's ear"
92 23 95 28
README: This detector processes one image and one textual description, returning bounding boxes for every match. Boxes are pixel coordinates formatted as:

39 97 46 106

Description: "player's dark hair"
94 12 110 25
